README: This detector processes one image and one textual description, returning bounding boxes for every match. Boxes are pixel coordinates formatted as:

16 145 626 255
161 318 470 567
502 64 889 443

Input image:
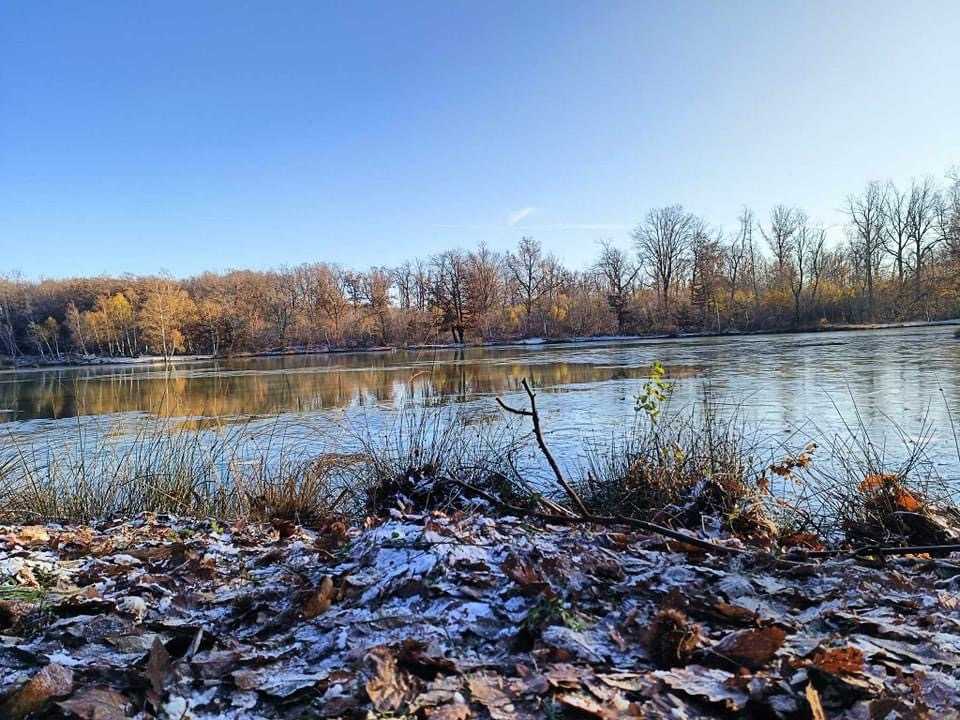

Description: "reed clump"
2 382 960 554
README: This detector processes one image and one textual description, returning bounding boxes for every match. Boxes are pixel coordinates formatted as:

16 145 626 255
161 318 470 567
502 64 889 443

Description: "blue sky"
2 1 958 279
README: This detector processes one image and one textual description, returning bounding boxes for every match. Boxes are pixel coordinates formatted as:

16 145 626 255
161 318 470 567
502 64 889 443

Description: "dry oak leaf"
6 525 50 546
810 646 865 675
426 704 472 720
144 635 172 697
710 626 786 670
466 674 516 720
0 663 73 720
303 575 335 618
652 666 749 711
365 646 418 713
57 687 130 720
557 691 630 719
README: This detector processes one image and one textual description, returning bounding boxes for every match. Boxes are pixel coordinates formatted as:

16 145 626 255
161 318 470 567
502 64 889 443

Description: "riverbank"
2 507 959 719
4 317 959 374
3 394 960 716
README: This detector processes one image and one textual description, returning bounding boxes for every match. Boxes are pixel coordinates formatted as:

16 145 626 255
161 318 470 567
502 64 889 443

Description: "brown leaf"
543 663 583 689
7 525 50 546
365 646 418 712
467 674 516 720
144 636 171 697
302 575 335 618
557 691 620 719
426 704 472 720
647 608 701 668
810 646 864 675
0 663 73 720
57 687 130 720
710 626 786 670
653 666 748 711
501 554 547 594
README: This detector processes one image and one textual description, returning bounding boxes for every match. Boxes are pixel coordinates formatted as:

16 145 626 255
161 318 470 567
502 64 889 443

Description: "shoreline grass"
2 387 959 549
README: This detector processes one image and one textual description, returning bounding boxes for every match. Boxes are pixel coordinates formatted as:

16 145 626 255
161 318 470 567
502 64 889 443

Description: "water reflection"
0 350 659 422
2 327 960 473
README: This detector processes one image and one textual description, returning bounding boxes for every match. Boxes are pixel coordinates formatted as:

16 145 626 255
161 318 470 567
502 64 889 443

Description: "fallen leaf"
58 687 130 720
0 663 73 720
426 704 471 720
144 636 171 697
710 626 786 670
558 691 621 719
810 646 864 675
12 526 51 546
653 666 749 710
365 646 417 712
303 575 335 618
647 608 701 668
467 674 515 720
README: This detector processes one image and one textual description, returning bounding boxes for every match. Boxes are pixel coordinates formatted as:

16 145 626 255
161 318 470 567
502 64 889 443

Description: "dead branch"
446 477 744 556
807 543 960 559
496 378 590 517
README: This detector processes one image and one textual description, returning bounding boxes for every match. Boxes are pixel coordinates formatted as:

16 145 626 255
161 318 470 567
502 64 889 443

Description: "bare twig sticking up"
496 377 590 517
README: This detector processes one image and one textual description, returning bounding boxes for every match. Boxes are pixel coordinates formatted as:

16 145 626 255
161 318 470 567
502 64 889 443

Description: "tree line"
2 169 959 361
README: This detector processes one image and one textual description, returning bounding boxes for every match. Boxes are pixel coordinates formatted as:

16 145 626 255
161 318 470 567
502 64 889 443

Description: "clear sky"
2 1 958 279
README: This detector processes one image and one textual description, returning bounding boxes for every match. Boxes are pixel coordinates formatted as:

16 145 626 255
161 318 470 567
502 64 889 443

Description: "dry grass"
3 383 959 551
342 405 535 516
576 392 777 540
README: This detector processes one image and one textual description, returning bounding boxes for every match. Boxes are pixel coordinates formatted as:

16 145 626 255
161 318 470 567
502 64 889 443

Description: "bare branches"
497 378 590 517
446 477 744 556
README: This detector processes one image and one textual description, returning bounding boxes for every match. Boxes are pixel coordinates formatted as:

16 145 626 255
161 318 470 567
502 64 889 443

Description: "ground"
2 511 960 719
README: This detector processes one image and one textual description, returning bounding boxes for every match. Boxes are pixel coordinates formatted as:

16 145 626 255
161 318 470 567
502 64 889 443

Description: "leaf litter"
1 511 960 718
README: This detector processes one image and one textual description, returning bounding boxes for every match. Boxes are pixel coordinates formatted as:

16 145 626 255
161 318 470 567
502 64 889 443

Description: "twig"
807 543 960 559
446 477 744 556
496 378 590 517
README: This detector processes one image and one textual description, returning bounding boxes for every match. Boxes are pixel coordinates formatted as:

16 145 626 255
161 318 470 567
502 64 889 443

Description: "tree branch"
446 477 743 556
498 378 593 518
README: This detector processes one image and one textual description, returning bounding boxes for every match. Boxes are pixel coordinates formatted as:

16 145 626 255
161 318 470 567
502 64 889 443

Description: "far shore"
3 316 959 374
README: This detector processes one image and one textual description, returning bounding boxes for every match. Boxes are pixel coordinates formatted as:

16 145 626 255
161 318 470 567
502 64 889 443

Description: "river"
2 325 960 482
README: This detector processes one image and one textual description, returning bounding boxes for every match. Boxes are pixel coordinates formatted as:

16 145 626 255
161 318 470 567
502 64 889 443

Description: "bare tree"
939 168 960 261
760 205 803 278
689 227 724 330
504 237 557 331
725 213 751 310
782 213 825 326
465 243 502 339
907 177 941 285
846 181 887 318
594 240 641 334
392 262 415 311
430 250 469 343
353 267 393 344
882 181 911 285
633 205 696 317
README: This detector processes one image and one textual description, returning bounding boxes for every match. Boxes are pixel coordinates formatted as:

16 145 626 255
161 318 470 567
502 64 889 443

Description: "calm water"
2 325 960 476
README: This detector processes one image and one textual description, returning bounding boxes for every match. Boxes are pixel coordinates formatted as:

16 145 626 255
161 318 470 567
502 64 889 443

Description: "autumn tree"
504 237 559 332
633 205 696 319
139 281 195 361
430 250 469 343
594 240 641 334
689 227 724 330
465 244 502 339
846 181 886 319
906 177 942 286
882 181 911 286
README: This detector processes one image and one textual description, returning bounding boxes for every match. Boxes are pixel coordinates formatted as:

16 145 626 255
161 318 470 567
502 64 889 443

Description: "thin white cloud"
506 207 536 226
